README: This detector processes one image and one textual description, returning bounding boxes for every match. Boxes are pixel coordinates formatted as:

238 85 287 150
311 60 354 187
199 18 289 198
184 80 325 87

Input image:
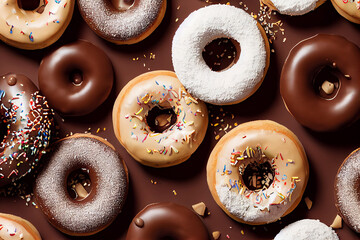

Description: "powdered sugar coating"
172 5 267 105
274 219 339 240
34 136 128 235
335 149 360 232
77 0 164 42
271 0 318 15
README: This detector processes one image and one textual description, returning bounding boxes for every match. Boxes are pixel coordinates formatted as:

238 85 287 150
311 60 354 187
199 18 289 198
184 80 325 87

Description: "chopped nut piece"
330 215 342 229
192 202 206 216
212 231 221 240
304 197 312 210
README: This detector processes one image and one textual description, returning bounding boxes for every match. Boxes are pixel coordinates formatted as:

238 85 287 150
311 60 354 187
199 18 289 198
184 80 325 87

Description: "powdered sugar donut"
77 0 166 44
274 219 339 240
0 0 75 50
334 148 360 233
261 0 327 16
34 134 129 236
172 4 270 105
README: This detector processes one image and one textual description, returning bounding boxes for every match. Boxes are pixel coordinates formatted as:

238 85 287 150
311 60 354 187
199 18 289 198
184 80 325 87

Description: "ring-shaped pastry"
261 0 326 16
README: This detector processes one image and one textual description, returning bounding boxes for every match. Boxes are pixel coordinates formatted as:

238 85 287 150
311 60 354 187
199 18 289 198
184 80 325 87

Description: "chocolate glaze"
38 40 114 116
0 73 54 187
126 202 210 240
280 34 360 132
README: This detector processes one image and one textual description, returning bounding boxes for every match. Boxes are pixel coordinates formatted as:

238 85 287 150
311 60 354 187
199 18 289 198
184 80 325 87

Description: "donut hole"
66 168 92 201
241 160 275 191
68 69 84 86
146 106 177 133
17 0 43 12
202 38 240 72
313 65 341 100
110 0 135 11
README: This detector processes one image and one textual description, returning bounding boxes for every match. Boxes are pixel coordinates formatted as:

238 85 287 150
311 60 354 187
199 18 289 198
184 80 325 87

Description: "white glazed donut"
274 219 339 240
172 4 270 105
261 0 327 16
0 0 75 50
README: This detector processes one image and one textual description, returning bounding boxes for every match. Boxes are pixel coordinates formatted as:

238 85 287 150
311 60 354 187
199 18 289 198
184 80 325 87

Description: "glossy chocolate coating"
126 202 210 240
38 40 114 116
0 73 53 187
280 34 360 131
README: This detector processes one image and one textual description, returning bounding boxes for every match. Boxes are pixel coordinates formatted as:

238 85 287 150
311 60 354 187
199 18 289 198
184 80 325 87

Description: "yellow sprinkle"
214 123 219 127
96 128 100 133
241 230 244 235
175 18 179 22
173 190 177 195
103 128 106 131
135 107 143 115
215 135 220 140
277 192 285 200
146 149 153 154
234 123 238 126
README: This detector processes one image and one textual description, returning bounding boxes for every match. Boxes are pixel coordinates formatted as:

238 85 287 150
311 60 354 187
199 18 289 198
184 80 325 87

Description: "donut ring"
126 202 210 240
172 4 270 105
77 0 166 44
334 148 360 233
0 213 41 240
280 34 360 131
274 219 339 240
331 0 360 24
0 73 54 187
261 0 326 16
0 0 74 50
34 134 129 236
113 71 208 167
207 120 309 225
38 40 114 116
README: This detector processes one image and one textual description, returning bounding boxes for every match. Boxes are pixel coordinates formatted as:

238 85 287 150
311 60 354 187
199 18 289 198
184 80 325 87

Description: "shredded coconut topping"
335 149 360 232
77 0 163 41
271 0 318 16
274 219 339 240
34 137 128 234
172 4 267 105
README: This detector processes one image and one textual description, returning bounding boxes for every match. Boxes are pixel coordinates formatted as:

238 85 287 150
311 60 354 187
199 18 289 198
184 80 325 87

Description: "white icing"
172 4 267 105
34 136 128 234
77 0 163 41
271 0 318 16
335 149 360 232
274 219 339 240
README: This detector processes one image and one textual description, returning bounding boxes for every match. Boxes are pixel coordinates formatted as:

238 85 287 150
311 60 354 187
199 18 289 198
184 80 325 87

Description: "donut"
0 0 74 50
207 120 309 225
172 4 270 105
0 73 54 187
334 148 360 233
331 0 360 24
126 202 210 240
77 0 166 44
0 213 41 240
280 34 360 132
274 219 339 240
38 40 114 116
261 0 327 16
34 134 129 236
112 70 208 167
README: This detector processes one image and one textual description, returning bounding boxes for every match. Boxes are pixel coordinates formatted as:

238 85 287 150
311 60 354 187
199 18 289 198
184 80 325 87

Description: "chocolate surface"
38 40 114 116
0 0 359 239
280 34 360 131
126 202 210 240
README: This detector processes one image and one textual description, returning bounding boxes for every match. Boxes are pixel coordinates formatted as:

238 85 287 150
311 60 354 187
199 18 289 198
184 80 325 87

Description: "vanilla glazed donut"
38 40 114 116
0 73 54 187
0 213 42 240
34 134 129 236
172 4 270 105
126 202 210 240
331 0 360 24
113 71 208 167
261 0 327 16
0 0 74 50
77 0 166 45
280 34 360 132
207 120 309 225
274 219 339 240
334 148 360 233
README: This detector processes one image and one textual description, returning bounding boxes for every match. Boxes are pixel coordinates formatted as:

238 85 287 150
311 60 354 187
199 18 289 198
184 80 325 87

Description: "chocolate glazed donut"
280 34 360 131
126 202 210 240
38 40 114 116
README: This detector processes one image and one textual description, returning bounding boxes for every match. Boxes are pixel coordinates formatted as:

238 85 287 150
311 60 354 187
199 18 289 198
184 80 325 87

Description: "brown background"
0 0 360 239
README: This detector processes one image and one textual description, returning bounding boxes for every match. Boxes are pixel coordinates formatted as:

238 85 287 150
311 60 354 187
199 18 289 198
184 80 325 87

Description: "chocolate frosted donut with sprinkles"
0 73 54 187
112 71 208 167
77 0 167 44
